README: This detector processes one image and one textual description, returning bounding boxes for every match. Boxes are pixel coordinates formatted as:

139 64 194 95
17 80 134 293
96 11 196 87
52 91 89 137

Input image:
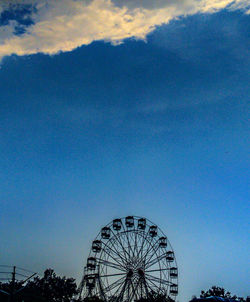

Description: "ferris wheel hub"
137 268 144 277
127 269 133 278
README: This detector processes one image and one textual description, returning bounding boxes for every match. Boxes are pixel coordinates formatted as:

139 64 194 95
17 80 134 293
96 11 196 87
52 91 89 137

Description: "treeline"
0 269 77 302
0 269 248 302
190 286 249 302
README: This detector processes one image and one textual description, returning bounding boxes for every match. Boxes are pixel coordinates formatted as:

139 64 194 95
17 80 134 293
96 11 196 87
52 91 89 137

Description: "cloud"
0 0 249 61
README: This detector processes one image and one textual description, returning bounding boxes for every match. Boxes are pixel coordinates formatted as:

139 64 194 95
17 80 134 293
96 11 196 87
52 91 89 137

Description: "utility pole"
10 266 16 302
0 265 36 302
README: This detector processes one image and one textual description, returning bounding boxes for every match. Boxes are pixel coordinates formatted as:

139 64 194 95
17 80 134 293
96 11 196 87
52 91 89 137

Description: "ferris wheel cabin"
113 218 122 230
159 236 167 248
92 240 102 253
87 257 96 270
170 284 178 295
101 227 111 239
125 216 134 228
149 225 157 237
166 251 174 262
85 275 96 289
170 267 178 278
138 218 146 230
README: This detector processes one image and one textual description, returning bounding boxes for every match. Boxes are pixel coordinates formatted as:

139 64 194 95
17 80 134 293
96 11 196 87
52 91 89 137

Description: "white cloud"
0 0 249 61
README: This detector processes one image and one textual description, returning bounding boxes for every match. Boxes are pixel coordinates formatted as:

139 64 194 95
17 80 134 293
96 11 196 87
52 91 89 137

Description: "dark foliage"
83 297 104 302
189 286 249 302
81 292 174 302
200 286 232 299
199 286 246 301
0 268 77 302
136 292 175 302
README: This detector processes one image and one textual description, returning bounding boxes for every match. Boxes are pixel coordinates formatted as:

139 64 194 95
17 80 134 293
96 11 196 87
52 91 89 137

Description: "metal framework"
0 265 37 301
79 216 178 302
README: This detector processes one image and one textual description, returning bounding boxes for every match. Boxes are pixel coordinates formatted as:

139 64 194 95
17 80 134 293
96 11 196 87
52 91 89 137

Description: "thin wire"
16 267 36 274
15 273 29 278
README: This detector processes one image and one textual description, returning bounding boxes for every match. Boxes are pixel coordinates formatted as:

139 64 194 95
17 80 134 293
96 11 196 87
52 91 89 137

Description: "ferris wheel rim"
89 215 178 266
91 216 177 253
80 215 179 302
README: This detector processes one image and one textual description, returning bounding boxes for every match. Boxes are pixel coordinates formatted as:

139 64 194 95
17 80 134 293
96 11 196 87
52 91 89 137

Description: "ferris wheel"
79 216 178 302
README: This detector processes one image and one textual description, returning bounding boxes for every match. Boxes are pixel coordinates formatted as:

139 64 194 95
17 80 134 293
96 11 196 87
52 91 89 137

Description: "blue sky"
0 1 249 301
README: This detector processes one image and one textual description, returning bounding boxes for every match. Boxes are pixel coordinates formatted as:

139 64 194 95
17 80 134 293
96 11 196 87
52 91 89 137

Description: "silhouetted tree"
26 268 77 302
83 297 104 302
200 286 232 298
81 292 174 302
135 292 175 302
0 268 77 302
0 280 24 302
197 286 247 302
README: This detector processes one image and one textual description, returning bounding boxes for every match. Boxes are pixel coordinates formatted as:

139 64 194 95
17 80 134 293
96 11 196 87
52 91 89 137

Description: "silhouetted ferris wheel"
79 216 178 302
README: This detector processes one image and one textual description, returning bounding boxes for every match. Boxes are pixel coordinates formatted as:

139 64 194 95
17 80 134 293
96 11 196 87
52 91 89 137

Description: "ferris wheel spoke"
128 231 136 259
145 253 166 269
137 231 147 257
99 272 127 278
137 229 151 258
126 279 132 302
130 280 138 302
98 258 127 272
144 277 158 293
121 222 134 258
133 223 139 257
117 277 129 301
107 235 128 265
110 229 131 262
134 277 143 301
134 231 140 259
146 268 170 273
118 235 131 262
111 230 130 261
131 230 139 259
139 278 146 297
128 278 139 302
101 242 127 268
131 278 140 300
102 239 126 262
145 273 172 286
137 233 144 260
102 275 127 293
139 277 148 300
99 250 126 270
142 276 150 298
102 251 125 270
145 277 162 294
141 240 160 272
138 278 145 298
144 249 162 268
111 275 127 299
141 238 160 263
145 276 163 292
